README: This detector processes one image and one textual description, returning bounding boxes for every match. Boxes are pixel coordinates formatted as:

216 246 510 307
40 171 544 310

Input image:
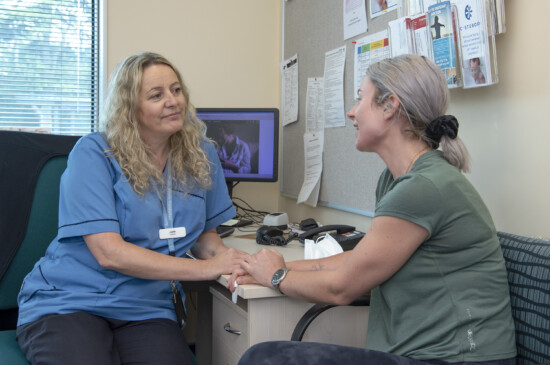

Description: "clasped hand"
206 247 248 280
227 248 286 292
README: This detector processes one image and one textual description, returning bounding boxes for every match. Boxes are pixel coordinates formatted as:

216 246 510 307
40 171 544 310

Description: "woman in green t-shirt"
231 54 517 365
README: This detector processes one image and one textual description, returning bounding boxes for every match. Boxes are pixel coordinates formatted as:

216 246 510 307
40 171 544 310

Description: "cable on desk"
232 197 269 226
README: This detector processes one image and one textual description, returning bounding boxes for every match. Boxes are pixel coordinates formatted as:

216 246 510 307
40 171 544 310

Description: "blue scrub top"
17 132 236 326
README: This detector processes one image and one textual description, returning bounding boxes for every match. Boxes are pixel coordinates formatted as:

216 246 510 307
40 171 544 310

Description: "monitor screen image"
196 108 279 190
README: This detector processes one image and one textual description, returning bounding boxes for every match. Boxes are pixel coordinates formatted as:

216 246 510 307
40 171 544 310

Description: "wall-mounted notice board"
281 0 398 216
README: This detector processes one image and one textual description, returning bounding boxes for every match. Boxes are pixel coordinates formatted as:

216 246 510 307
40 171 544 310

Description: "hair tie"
425 115 459 149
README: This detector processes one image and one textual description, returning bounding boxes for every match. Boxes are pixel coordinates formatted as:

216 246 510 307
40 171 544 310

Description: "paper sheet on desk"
304 233 343 260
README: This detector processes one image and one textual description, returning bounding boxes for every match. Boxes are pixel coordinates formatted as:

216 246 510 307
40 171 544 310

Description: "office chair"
0 131 80 364
498 232 550 365
290 293 370 342
291 232 550 365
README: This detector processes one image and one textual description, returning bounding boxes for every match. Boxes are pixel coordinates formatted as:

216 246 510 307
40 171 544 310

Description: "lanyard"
153 158 187 328
155 158 175 256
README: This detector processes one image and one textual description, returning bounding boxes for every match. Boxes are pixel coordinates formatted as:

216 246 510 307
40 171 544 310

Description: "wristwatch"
271 268 289 294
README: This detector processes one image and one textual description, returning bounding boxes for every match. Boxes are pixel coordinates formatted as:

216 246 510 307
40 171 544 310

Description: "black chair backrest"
498 231 550 365
0 131 80 329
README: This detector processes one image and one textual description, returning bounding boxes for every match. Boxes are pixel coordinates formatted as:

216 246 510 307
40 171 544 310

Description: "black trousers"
16 312 193 365
238 341 517 365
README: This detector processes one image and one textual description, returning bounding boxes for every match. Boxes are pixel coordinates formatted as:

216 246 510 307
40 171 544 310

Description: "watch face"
272 268 288 293
273 269 286 281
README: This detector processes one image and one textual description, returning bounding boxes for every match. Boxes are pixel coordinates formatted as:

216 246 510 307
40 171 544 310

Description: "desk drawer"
212 334 244 365
211 286 250 360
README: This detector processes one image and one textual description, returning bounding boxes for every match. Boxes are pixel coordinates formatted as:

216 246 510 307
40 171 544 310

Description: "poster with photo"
369 0 398 19
428 1 459 88
456 0 494 88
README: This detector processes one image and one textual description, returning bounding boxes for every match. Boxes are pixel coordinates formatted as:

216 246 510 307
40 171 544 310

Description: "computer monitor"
196 108 279 197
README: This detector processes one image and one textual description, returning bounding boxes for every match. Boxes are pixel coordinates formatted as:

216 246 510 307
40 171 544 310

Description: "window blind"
0 0 100 136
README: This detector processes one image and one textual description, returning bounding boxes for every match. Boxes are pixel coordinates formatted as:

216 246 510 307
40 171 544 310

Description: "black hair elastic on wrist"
425 115 459 149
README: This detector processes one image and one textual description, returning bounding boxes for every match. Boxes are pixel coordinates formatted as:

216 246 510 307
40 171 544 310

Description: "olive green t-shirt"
367 151 516 362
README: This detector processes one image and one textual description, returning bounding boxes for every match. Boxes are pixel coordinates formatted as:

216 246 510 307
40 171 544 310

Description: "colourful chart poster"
353 30 390 94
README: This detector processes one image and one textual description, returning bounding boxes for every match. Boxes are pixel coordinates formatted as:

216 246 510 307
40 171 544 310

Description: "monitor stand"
226 180 234 199
223 181 253 228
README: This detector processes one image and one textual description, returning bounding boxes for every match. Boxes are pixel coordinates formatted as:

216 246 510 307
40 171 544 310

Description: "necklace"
405 148 429 174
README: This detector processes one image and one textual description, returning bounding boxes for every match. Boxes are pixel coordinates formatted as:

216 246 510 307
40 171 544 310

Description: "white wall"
448 0 550 237
106 0 282 214
107 0 550 238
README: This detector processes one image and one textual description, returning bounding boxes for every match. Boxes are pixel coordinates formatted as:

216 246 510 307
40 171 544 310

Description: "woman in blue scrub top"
16 52 246 365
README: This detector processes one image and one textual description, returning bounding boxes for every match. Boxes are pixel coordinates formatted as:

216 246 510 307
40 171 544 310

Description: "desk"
205 232 369 365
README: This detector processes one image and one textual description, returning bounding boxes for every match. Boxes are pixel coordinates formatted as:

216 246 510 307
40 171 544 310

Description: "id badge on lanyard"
156 158 187 328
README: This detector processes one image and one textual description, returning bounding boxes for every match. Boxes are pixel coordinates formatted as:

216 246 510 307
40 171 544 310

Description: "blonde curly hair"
102 52 212 195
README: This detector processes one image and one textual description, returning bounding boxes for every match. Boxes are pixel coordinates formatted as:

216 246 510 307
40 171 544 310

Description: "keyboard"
216 226 235 238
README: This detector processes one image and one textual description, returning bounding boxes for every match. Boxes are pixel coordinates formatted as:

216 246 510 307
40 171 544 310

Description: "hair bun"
425 115 458 149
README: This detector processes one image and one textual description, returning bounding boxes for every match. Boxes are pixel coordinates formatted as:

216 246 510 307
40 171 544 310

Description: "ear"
382 95 400 120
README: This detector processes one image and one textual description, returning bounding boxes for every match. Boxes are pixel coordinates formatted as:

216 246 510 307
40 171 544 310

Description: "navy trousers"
16 312 193 365
238 341 517 365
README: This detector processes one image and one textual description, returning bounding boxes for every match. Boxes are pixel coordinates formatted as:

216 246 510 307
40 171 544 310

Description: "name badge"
159 227 187 240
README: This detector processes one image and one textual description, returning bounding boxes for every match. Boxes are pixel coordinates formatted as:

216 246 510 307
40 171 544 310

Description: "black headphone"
256 225 298 246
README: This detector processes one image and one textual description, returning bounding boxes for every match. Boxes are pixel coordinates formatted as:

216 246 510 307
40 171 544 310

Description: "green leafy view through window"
0 0 100 135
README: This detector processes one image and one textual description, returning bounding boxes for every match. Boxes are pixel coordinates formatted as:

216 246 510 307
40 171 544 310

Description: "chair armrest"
290 292 370 341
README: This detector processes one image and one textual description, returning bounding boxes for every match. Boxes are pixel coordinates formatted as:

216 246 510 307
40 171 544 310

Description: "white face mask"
304 233 344 260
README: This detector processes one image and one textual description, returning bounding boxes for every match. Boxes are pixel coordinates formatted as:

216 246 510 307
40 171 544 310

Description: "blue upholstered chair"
291 232 550 365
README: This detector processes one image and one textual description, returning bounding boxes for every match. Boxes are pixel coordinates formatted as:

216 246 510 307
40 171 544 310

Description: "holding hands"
228 248 287 292
207 247 248 280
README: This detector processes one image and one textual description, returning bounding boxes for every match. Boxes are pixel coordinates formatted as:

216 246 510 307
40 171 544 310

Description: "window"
0 0 100 135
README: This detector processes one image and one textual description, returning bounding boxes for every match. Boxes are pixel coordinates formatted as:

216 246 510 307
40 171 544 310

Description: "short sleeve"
57 134 120 242
375 174 443 236
202 141 236 231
